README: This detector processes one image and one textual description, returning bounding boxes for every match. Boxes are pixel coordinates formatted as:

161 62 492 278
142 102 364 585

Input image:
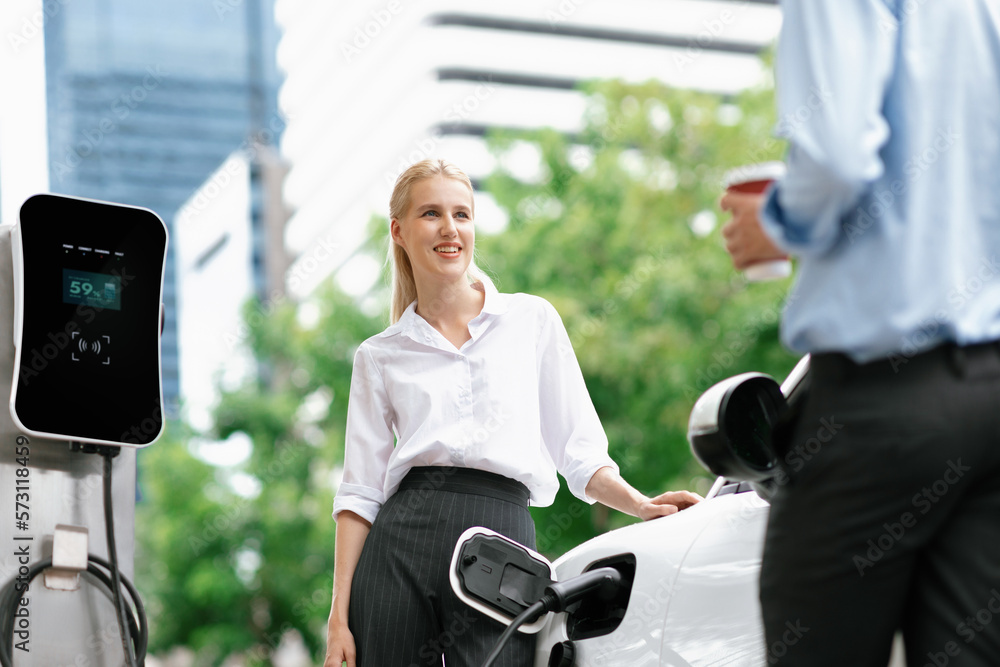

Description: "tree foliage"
479 78 798 548
136 72 799 664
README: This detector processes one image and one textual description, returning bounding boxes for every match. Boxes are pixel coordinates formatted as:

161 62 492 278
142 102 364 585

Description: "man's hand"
637 490 703 521
719 191 786 270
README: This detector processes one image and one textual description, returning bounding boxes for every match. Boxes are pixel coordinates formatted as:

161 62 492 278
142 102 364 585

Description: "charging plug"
541 567 623 614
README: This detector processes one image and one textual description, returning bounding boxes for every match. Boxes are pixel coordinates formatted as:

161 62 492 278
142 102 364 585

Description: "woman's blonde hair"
388 158 494 323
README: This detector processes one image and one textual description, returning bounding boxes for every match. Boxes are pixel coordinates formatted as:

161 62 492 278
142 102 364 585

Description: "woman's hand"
324 511 372 667
586 466 703 520
636 489 703 521
324 619 357 667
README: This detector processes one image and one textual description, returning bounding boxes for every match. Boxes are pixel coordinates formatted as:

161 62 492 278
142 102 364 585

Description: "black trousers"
761 342 1000 666
349 467 537 666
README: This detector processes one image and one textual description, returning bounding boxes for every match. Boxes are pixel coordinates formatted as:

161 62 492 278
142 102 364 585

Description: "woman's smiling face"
391 175 475 286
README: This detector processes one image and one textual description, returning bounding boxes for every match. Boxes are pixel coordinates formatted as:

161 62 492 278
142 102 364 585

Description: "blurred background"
0 0 799 664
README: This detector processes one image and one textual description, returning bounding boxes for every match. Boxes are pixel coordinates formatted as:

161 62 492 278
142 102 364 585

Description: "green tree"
137 71 799 664
136 425 258 664
136 291 383 665
480 78 797 551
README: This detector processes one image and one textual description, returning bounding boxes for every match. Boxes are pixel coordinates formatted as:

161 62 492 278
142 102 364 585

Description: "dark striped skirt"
349 466 537 666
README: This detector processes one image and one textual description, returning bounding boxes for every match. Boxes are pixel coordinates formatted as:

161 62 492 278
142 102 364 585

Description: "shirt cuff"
332 482 384 524
566 458 620 505
759 184 800 255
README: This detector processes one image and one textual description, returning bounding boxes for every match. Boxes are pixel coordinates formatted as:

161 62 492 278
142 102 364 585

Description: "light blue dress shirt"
761 0 1000 363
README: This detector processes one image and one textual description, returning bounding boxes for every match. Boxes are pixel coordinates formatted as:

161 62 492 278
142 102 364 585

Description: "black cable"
88 554 148 666
0 556 147 667
481 599 548 667
0 446 148 667
101 448 139 667
480 567 623 667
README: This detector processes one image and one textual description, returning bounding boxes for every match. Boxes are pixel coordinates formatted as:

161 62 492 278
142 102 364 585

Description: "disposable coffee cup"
723 161 792 282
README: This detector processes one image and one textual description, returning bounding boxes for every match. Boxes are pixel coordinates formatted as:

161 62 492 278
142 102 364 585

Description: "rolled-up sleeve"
332 343 395 524
536 300 618 503
761 0 898 257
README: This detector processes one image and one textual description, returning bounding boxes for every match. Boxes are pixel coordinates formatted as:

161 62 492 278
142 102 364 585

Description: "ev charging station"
0 193 167 665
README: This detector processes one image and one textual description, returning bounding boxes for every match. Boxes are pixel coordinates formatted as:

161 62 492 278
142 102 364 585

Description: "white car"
451 356 878 666
530 476 772 666
452 355 907 666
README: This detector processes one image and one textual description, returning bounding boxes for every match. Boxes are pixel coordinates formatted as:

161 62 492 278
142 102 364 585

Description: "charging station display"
9 194 168 446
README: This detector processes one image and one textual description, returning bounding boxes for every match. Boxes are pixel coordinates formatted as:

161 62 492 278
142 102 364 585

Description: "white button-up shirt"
332 288 618 524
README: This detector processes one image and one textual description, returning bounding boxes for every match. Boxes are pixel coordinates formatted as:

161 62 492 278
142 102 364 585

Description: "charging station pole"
1 2 139 663
1 228 138 666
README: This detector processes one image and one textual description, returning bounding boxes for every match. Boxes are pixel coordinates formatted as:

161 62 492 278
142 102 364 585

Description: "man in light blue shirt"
721 1 1000 665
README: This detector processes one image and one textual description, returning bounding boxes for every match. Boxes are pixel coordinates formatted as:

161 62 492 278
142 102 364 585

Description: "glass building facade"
43 0 283 410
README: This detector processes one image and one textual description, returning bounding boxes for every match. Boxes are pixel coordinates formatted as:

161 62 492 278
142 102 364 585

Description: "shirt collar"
380 281 507 343
479 281 507 316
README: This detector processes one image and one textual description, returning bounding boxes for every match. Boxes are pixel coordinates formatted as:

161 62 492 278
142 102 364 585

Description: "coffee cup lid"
723 161 787 188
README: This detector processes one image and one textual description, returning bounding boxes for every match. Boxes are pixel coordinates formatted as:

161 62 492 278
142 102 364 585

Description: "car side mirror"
687 372 786 482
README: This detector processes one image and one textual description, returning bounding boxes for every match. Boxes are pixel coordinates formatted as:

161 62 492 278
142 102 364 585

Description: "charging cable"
481 567 622 667
0 446 147 666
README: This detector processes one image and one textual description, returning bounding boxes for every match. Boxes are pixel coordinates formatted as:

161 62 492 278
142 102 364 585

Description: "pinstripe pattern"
349 472 537 666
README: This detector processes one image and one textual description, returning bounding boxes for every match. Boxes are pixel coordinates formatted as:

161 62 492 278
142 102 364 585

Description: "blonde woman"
324 159 699 666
